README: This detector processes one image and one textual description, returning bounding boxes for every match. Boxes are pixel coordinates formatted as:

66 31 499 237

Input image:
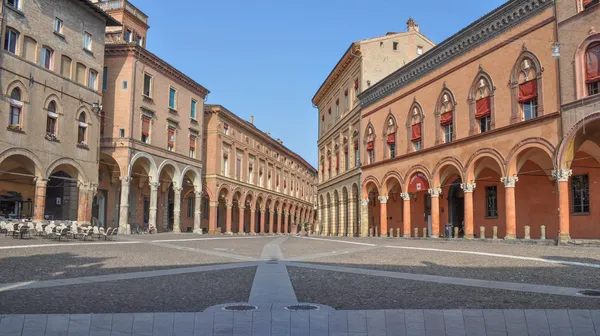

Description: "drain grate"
578 290 600 297
222 304 258 311
285 304 319 311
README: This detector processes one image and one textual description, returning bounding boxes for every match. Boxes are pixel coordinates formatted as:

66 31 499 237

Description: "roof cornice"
105 44 210 98
359 0 553 108
312 43 361 106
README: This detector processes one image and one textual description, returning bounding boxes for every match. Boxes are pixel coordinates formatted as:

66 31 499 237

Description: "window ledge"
45 134 60 142
83 48 93 56
6 5 24 16
7 126 24 133
168 108 178 115
77 143 90 150
53 31 65 39
142 95 154 103
190 118 198 124
485 216 499 220
572 212 590 216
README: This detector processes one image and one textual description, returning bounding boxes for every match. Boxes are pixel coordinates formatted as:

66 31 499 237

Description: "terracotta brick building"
358 0 569 240
95 0 210 233
315 20 435 237
0 0 118 223
203 105 317 234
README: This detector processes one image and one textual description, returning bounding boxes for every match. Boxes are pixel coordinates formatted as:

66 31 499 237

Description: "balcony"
94 0 148 24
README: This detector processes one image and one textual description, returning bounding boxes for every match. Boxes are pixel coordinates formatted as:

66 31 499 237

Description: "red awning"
344 146 348 153
408 172 430 193
475 97 491 119
366 141 374 151
518 79 538 103
387 133 396 144
586 42 600 83
354 140 359 149
583 0 595 7
168 128 175 146
142 117 150 136
189 136 196 149
354 79 359 89
411 123 421 141
440 111 453 126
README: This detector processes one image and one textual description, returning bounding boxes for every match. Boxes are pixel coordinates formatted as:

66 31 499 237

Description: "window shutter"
189 136 196 149
475 97 491 119
386 133 396 144
142 117 150 136
583 0 595 7
411 123 422 141
586 42 600 83
366 141 374 151
440 111 453 126
518 79 538 103
168 128 175 146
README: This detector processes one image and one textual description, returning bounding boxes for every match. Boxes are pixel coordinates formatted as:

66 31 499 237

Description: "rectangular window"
83 32 92 51
393 42 398 50
46 116 56 135
167 128 175 151
143 73 152 97
191 99 197 119
222 152 229 176
588 82 599 96
345 151 349 171
169 87 177 109
5 29 18 54
236 156 242 180
141 116 150 143
417 46 423 55
7 0 20 9
135 34 143 46
23 36 36 62
259 167 264 187
41 47 53 70
248 163 254 184
75 63 86 85
189 135 196 158
389 144 396 159
522 99 537 121
368 150 375 164
345 92 349 110
355 148 359 167
335 101 339 119
479 116 491 133
413 141 421 152
102 67 108 91
485 186 498 217
88 70 98 90
54 18 63 34
61 56 72 79
125 29 132 42
187 198 194 218
444 124 453 143
572 174 590 214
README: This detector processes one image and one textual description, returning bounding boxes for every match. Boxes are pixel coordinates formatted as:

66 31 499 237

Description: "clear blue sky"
142 0 506 168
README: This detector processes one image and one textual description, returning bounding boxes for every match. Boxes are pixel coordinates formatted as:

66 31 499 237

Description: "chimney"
250 115 254 124
266 132 271 137
407 18 419 32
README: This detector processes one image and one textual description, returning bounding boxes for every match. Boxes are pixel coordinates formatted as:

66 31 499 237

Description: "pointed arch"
364 121 376 165
468 68 496 135
575 34 600 100
510 49 545 122
6 80 29 103
434 85 457 145
406 100 424 153
383 112 398 159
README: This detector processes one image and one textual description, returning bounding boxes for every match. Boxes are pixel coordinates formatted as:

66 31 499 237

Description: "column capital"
428 187 442 197
361 198 369 206
209 201 219 207
226 203 233 209
120 176 132 184
269 211 274 215
460 183 476 193
149 182 160 190
250 207 256 212
378 196 389 204
35 178 49 186
173 186 183 193
194 190 202 197
500 176 519 188
400 192 411 201
552 169 572 182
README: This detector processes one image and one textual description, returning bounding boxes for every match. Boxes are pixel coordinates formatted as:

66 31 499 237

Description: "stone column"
33 178 48 222
461 183 476 239
360 198 369 237
348 192 356 237
225 203 233 234
260 209 266 234
269 211 275 234
77 182 94 225
501 176 518 239
554 169 572 242
378 196 389 237
238 206 245 234
428 188 441 238
118 177 131 234
250 207 256 234
323 206 329 236
149 182 159 232
172 186 182 233
283 210 289 234
401 192 411 238
193 190 202 234
277 210 283 234
338 200 346 237
162 190 169 232
209 201 218 234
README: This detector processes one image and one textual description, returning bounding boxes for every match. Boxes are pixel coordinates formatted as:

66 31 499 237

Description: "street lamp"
92 102 102 114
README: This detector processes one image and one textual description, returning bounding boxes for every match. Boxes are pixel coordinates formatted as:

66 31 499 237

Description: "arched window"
436 89 455 144
471 75 493 133
586 42 600 96
353 131 360 168
46 101 58 136
511 52 544 122
365 124 375 164
385 115 397 159
9 88 22 128
77 113 87 144
407 104 423 152
4 28 19 54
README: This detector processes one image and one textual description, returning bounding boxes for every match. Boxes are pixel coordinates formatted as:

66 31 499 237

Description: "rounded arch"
506 138 555 176
433 157 465 186
43 94 62 112
128 152 158 181
6 80 29 103
157 159 181 184
180 166 201 189
46 157 88 182
381 171 405 195
243 191 254 208
558 111 600 169
0 147 44 178
361 175 381 197
404 165 432 185
465 148 507 181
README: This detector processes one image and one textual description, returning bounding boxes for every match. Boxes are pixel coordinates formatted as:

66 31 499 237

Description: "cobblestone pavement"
0 234 599 335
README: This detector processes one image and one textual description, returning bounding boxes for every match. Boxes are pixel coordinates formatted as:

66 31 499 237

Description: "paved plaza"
0 234 599 335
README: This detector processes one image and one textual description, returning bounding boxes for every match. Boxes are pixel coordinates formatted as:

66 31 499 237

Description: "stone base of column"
173 229 181 234
225 231 233 235
402 234 409 238
558 233 571 244
430 234 439 239
504 234 517 240
208 230 220 235
193 228 203 235
119 224 130 234
464 234 475 240
249 232 257 236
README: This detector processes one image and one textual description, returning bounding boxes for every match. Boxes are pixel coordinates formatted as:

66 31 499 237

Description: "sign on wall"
408 172 429 193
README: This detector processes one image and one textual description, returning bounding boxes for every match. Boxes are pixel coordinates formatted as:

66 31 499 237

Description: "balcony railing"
95 0 148 24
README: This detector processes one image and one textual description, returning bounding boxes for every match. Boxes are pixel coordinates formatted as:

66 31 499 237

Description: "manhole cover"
285 304 319 311
222 304 258 311
578 290 600 297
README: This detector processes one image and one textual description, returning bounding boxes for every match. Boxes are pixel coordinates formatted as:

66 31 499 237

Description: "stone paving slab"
1 310 598 335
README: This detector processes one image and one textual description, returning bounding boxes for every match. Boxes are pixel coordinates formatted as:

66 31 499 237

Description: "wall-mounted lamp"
92 102 102 114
